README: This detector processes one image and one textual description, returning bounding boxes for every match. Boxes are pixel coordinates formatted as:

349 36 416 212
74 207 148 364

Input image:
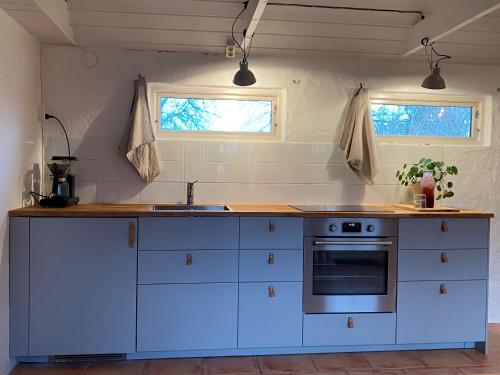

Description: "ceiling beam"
402 0 500 56
34 0 75 44
241 0 268 53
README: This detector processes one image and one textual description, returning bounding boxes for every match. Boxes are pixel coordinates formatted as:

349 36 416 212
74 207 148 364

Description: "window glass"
370 103 473 138
159 97 273 134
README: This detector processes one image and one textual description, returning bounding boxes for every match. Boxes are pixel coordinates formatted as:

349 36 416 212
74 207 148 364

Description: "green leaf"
396 171 400 177
447 181 453 188
437 185 442 191
403 164 407 169
445 191 455 198
452 166 458 174
426 163 435 170
404 181 409 186
436 194 442 200
418 158 425 164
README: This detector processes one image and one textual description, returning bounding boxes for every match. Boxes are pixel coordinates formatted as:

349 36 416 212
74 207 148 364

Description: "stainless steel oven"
303 218 398 313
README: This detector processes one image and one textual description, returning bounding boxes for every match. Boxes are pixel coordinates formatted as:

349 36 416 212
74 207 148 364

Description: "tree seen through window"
370 104 473 138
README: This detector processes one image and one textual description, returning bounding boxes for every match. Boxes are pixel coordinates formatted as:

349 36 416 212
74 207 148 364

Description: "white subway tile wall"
49 138 456 205
45 137 462 204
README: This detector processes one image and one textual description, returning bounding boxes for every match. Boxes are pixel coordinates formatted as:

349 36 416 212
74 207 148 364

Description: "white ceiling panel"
2 0 500 66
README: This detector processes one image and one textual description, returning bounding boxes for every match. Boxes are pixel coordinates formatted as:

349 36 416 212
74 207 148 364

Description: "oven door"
303 237 397 313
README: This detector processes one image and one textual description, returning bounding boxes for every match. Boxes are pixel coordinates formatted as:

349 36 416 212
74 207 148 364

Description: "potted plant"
396 158 459 202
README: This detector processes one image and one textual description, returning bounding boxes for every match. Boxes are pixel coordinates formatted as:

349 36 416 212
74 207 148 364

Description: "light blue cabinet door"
238 282 302 348
399 218 489 249
138 283 238 351
240 217 303 249
303 313 396 346
398 249 488 281
239 250 303 282
397 280 487 344
139 250 238 284
29 218 137 356
139 217 239 250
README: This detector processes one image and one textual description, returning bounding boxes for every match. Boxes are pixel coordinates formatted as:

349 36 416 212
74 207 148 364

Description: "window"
150 84 283 140
369 93 484 145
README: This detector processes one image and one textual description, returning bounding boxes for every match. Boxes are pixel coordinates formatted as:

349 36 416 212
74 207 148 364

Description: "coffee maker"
39 156 79 208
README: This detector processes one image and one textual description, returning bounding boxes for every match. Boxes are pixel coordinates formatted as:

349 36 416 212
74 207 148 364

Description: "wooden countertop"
8 203 494 218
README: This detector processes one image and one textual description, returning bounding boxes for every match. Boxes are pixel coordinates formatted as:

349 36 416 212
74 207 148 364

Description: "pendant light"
232 1 256 86
421 37 451 90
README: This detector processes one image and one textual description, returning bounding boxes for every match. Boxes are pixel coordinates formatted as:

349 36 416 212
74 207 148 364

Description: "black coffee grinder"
40 156 79 208
38 114 80 208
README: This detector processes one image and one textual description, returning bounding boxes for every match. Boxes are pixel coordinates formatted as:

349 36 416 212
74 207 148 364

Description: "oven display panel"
342 222 362 233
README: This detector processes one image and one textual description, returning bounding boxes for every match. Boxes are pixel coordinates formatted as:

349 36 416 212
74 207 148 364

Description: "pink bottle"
420 171 435 209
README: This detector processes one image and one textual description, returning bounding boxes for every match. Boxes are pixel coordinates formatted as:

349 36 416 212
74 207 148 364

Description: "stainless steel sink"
150 204 231 212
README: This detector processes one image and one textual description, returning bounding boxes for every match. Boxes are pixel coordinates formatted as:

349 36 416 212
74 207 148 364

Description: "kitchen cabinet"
399 218 489 249
397 280 487 343
238 219 304 348
239 249 302 282
139 250 238 284
137 283 238 351
303 313 396 346
240 217 303 249
238 282 302 348
136 217 240 352
28 218 137 356
397 218 489 346
139 217 239 250
398 248 488 281
8 213 491 360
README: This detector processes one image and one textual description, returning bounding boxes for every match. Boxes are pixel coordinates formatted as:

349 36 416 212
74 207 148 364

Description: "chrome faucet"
186 180 198 205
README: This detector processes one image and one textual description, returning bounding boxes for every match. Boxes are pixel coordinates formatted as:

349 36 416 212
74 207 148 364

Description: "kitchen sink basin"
150 204 231 212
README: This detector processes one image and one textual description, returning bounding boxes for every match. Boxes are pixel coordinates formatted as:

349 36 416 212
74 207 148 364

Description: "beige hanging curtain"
120 75 161 183
339 87 379 185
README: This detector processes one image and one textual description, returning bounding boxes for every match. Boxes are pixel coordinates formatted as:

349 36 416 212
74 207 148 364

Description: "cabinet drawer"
240 217 303 249
137 283 238 351
303 313 396 347
239 250 302 282
398 249 488 281
138 217 239 250
238 282 302 348
399 218 489 250
397 280 487 344
139 250 238 284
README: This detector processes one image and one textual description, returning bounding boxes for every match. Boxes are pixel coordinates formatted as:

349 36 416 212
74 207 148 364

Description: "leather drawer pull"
269 220 276 232
441 221 449 232
186 253 193 266
440 284 447 295
268 253 275 265
441 252 449 263
268 286 276 298
128 222 135 248
347 317 354 329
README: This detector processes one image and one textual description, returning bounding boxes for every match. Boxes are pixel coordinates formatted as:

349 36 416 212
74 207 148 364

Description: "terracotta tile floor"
11 325 500 375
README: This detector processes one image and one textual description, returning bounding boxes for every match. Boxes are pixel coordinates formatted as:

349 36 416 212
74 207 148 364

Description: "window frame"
148 83 285 141
369 92 485 146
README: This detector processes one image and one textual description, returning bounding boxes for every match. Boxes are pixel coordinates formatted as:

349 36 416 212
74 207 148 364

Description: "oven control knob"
366 224 375 232
329 224 337 232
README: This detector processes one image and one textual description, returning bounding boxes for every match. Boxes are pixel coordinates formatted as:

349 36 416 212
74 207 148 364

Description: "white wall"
41 45 500 320
0 8 42 375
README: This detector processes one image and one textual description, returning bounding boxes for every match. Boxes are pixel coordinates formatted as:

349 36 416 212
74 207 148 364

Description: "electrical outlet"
226 44 236 58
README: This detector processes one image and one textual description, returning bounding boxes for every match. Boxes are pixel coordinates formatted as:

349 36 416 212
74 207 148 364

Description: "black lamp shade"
421 66 446 89
233 60 256 86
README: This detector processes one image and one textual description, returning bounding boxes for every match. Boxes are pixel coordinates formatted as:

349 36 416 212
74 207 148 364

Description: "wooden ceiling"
2 0 500 65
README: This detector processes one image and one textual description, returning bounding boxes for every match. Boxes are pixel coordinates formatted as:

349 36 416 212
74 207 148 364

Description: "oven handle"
313 241 393 246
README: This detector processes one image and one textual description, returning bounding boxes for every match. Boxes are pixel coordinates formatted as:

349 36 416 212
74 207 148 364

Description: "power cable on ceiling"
267 2 425 20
